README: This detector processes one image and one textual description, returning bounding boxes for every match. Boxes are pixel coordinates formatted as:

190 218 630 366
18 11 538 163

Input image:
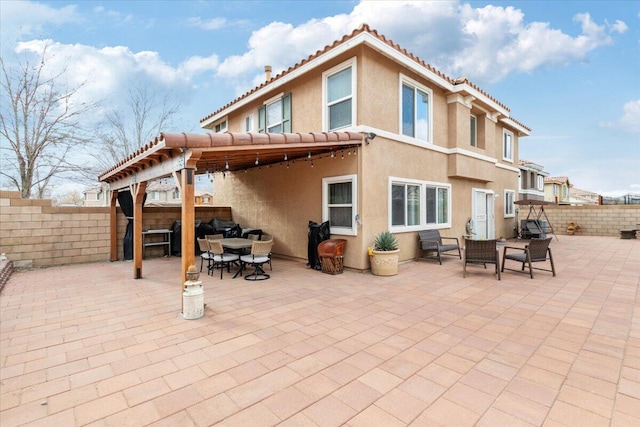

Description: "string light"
307 151 311 159
255 153 259 165
284 152 288 161
225 156 229 170
330 150 335 158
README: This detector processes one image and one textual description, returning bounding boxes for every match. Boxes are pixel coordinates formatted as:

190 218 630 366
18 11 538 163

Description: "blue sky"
1 0 638 196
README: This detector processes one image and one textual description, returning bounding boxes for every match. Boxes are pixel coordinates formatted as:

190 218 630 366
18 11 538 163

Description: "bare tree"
89 82 183 173
0 47 96 198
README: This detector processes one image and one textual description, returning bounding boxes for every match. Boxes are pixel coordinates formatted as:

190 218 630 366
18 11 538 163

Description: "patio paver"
1 236 638 426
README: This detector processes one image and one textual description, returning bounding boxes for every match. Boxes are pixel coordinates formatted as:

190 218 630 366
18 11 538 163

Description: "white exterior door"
473 189 495 239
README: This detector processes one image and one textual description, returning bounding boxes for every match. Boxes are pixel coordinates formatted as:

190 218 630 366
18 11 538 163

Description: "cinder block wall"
0 191 110 268
1 191 233 268
519 204 640 236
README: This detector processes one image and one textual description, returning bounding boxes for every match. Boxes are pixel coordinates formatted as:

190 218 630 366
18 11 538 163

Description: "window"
389 178 450 231
400 75 432 142
537 176 544 191
258 93 291 133
504 190 515 217
149 191 160 200
322 174 357 235
392 183 421 227
173 189 180 199
244 114 254 132
214 120 227 133
323 59 356 131
470 115 477 147
503 130 513 161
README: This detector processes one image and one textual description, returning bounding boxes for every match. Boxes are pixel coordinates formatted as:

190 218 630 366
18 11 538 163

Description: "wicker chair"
501 237 555 279
239 239 274 281
207 239 240 279
463 239 500 280
196 238 214 273
418 230 461 264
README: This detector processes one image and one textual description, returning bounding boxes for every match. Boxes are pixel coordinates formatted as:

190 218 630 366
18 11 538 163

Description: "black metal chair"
418 230 461 264
501 237 555 279
463 239 500 280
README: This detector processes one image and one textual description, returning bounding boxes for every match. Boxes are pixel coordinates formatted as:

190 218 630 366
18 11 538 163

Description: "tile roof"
544 176 570 184
200 24 529 131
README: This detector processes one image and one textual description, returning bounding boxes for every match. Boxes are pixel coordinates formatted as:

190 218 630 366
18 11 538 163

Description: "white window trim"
322 174 358 236
322 57 357 132
470 114 477 147
504 190 515 217
503 129 514 162
537 175 544 191
388 177 451 232
213 117 228 133
244 114 254 132
398 73 434 144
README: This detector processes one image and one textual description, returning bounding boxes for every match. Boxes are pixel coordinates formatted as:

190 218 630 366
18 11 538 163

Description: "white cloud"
619 99 640 133
0 0 82 48
186 16 228 30
215 0 626 88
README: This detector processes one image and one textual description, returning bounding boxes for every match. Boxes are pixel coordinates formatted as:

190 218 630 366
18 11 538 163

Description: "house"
518 159 548 202
199 24 530 271
83 186 106 207
84 181 213 208
569 186 600 205
544 176 571 205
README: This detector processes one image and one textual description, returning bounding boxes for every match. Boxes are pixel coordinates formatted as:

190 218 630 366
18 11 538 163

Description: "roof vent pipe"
264 65 272 81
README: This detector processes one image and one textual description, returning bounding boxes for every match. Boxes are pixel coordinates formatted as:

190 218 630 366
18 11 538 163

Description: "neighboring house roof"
199 24 530 134
544 176 570 185
147 181 178 192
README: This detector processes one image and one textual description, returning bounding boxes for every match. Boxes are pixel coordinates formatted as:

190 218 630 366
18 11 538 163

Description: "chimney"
264 65 272 81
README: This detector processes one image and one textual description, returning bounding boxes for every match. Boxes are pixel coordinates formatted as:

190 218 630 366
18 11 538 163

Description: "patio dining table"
221 238 254 278
220 237 253 252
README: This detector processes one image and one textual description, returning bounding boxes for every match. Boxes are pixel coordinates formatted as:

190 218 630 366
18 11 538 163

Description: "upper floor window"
149 191 160 200
173 189 180 199
323 59 356 131
537 176 544 191
258 93 291 133
244 114 254 132
322 174 357 236
504 190 515 217
401 75 432 142
470 115 477 147
503 130 514 161
214 119 227 133
389 178 450 231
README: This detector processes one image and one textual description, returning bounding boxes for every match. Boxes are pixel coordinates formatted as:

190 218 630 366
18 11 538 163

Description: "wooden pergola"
98 131 364 288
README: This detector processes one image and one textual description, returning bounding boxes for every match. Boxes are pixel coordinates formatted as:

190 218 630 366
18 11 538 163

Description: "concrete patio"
1 235 638 426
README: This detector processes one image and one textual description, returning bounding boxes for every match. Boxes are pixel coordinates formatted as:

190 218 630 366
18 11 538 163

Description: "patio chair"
418 230 461 264
207 239 240 279
206 234 224 241
501 237 555 279
463 239 500 280
196 238 214 273
260 233 274 270
239 239 274 281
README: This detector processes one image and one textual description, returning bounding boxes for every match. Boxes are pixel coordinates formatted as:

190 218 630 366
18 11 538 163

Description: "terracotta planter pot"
370 249 400 276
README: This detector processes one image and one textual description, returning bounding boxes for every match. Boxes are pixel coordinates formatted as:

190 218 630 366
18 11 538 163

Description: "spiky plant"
373 231 398 251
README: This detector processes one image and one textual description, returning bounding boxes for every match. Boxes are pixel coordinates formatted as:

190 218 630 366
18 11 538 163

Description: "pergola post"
131 181 147 279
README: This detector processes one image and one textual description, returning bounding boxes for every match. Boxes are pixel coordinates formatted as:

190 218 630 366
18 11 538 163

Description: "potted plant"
369 231 400 276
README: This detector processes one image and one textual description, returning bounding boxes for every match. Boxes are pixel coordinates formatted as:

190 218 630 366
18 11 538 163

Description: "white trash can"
182 280 204 319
